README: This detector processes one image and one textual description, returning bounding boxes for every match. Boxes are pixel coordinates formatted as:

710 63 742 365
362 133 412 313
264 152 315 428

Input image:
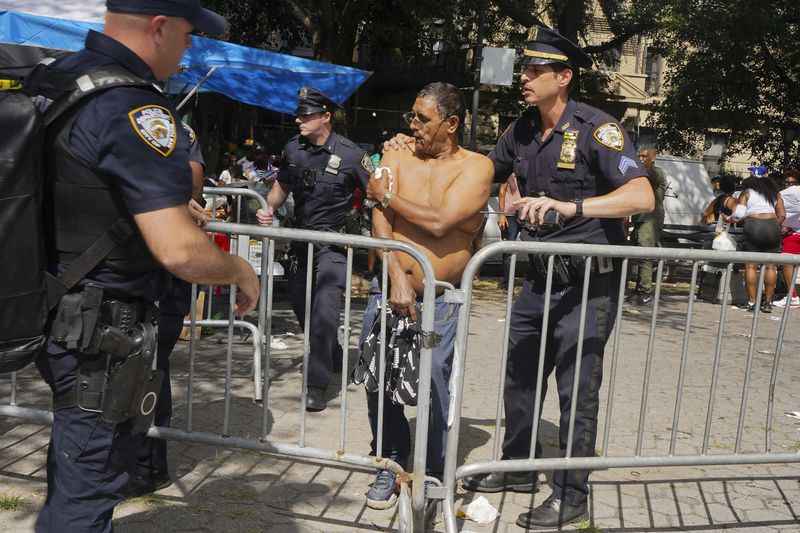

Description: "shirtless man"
360 82 494 509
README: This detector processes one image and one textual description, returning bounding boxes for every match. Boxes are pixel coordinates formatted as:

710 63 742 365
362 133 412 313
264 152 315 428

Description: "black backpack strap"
45 218 136 310
38 67 156 309
41 66 156 125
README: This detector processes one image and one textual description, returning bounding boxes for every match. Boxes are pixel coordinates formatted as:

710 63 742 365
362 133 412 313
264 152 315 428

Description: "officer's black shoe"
306 386 327 412
516 495 587 529
461 471 538 493
125 471 172 499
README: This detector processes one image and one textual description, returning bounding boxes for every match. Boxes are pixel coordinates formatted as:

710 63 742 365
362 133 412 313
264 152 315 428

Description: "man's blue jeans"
360 291 459 478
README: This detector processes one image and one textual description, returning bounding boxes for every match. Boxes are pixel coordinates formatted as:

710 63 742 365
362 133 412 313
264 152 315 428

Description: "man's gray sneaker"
366 469 399 509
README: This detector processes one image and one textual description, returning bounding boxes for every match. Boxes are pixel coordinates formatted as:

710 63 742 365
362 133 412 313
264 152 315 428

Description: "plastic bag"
712 226 737 251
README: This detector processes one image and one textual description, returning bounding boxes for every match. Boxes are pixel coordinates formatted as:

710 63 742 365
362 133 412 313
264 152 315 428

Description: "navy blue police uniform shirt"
489 99 644 245
53 31 192 302
277 131 373 231
183 122 205 167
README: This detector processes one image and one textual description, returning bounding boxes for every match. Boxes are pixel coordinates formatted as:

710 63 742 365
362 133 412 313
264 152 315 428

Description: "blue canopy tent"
0 9 372 114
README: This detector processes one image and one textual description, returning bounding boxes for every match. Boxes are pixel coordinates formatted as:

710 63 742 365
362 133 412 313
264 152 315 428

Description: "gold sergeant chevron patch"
128 105 177 157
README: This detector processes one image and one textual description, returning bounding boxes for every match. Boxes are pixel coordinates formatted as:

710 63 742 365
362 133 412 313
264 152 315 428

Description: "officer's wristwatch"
381 191 394 208
572 198 583 217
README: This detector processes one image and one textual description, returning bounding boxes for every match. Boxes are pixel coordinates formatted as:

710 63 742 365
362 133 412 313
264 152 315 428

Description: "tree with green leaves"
650 0 800 167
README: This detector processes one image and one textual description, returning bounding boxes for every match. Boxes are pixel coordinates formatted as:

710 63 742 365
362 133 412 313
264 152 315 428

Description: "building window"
644 50 663 95
597 46 622 71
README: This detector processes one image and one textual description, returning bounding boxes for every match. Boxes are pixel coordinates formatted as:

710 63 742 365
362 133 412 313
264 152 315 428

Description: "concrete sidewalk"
1 279 798 532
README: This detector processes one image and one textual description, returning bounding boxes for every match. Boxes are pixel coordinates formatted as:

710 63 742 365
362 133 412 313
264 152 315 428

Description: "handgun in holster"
529 254 572 286
51 291 163 431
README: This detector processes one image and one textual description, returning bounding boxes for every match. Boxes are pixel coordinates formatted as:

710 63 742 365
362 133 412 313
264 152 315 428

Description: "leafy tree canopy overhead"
650 0 800 164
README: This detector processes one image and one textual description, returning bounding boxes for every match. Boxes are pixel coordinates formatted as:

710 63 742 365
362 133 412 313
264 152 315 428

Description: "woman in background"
729 172 785 312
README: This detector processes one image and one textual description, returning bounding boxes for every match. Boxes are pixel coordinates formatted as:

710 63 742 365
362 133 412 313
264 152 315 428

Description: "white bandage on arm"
365 167 395 208
732 203 747 222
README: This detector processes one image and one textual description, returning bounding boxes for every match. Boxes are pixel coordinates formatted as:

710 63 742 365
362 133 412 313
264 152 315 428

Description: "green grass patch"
576 519 602 532
240 449 266 458
230 508 257 519
125 494 164 506
190 505 214 515
0 494 24 512
220 489 256 502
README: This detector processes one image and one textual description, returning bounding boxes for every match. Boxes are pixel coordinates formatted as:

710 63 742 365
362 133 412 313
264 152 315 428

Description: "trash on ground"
455 495 499 525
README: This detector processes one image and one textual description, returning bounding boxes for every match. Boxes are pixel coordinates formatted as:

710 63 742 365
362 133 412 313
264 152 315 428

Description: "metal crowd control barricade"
200 186 273 401
1 215 439 532
194 221 439 532
438 241 800 532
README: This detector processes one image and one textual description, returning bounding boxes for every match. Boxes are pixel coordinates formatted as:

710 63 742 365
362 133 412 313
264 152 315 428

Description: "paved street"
1 277 799 532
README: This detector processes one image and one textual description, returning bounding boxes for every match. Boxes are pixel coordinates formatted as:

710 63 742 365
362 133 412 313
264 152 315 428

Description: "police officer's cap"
106 0 228 36
521 25 592 69
294 86 341 116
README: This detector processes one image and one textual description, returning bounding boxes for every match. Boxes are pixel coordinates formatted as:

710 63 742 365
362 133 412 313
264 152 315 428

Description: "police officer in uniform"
461 26 654 529
257 87 373 412
34 2 259 530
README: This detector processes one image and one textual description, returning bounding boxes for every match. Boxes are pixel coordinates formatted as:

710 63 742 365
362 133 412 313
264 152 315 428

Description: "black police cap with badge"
106 0 228 36
521 25 592 69
295 86 342 116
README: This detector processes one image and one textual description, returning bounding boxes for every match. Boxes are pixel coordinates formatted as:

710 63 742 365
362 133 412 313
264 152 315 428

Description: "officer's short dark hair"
416 82 466 131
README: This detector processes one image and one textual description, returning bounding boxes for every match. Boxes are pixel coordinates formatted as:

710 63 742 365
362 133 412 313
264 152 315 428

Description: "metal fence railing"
436 241 800 532
1 200 439 531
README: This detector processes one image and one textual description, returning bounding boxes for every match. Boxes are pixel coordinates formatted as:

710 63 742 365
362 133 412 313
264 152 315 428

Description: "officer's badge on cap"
521 25 592 69
106 0 228 36
294 86 342 116
128 105 177 157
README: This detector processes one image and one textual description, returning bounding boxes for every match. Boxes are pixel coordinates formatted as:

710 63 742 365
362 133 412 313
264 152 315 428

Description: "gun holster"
51 292 162 432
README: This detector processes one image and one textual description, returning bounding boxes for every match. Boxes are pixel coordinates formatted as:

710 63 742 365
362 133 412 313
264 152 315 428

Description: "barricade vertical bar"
187 283 198 432
223 247 238 436
339 246 354 451
736 265 766 453
565 257 592 459
670 262 699 455
299 242 314 447
766 267 796 452
376 253 389 464
635 259 664 456
261 235 277 440
410 250 439 533
529 256 554 462
253 232 269 401
10 372 17 406
602 257 629 456
206 199 219 321
703 262 734 453
442 247 487 533
492 253 516 461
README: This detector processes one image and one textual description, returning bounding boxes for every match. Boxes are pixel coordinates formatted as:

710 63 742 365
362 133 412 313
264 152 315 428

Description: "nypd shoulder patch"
618 155 638 175
361 153 375 173
128 105 177 157
593 122 624 151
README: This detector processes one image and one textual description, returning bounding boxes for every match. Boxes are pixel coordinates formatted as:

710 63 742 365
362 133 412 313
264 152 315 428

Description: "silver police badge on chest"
325 154 341 174
557 129 579 170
